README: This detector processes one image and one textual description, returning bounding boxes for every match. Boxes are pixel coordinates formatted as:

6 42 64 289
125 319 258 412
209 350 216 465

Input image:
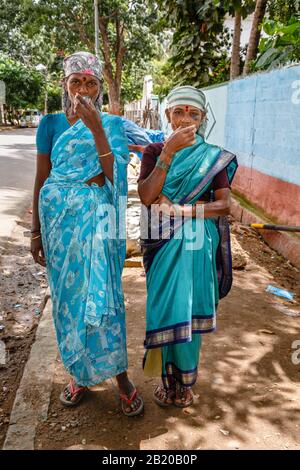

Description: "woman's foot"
117 374 144 417
59 378 86 407
153 385 175 407
174 384 193 408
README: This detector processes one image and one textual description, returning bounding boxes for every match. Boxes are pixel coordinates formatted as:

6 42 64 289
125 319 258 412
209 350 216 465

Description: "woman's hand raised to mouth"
163 125 197 158
73 93 103 135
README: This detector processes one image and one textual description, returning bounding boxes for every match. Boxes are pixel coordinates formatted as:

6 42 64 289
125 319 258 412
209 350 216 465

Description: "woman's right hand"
30 237 46 267
163 125 197 157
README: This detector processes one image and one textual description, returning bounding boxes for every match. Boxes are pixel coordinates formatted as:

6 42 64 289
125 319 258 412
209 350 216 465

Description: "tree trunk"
44 69 48 115
243 0 268 75
44 88 48 115
104 73 121 115
230 10 242 80
108 85 121 115
98 16 125 116
3 105 8 125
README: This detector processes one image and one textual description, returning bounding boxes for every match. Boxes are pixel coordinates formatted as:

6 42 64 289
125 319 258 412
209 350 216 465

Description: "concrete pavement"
0 128 36 245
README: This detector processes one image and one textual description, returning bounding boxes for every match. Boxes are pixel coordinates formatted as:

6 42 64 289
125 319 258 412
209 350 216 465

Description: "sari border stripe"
145 315 216 349
145 315 215 336
180 150 237 205
162 362 198 387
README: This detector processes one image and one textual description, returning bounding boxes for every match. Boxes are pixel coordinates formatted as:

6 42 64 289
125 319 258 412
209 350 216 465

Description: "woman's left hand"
155 194 198 218
155 194 178 216
73 93 102 135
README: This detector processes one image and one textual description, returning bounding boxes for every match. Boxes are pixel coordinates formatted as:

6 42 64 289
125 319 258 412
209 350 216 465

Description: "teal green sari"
143 135 237 388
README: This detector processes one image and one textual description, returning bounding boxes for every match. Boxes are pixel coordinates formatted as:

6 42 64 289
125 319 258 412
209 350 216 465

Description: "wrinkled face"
166 104 204 132
65 73 101 104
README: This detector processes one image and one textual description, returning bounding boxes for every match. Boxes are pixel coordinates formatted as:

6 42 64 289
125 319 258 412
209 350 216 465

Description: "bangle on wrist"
31 229 40 233
156 157 170 173
31 234 41 240
99 151 112 158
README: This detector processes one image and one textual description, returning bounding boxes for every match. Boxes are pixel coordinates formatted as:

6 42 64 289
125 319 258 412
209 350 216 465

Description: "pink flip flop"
119 381 144 417
59 379 86 407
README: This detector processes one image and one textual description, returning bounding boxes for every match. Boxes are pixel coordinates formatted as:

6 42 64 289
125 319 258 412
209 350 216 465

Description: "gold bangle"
99 151 113 158
31 234 41 240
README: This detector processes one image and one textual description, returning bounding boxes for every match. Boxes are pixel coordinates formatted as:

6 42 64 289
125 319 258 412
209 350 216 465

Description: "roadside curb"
3 295 57 450
0 126 19 132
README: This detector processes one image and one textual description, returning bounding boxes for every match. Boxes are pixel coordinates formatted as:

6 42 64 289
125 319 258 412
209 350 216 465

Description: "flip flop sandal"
59 379 86 407
153 385 175 408
119 380 144 417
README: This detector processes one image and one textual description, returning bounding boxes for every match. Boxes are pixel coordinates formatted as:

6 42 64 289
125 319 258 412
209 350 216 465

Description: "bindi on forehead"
185 106 189 112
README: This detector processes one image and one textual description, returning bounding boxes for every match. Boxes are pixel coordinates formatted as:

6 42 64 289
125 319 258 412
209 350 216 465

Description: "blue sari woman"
138 86 238 407
31 52 143 416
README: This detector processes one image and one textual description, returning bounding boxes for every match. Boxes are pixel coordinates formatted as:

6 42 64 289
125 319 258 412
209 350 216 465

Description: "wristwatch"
156 157 170 173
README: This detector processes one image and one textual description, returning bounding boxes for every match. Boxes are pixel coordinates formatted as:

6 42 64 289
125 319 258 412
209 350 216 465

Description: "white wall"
202 83 228 148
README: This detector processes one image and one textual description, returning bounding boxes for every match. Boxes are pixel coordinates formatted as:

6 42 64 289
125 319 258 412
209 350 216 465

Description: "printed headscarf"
62 51 103 113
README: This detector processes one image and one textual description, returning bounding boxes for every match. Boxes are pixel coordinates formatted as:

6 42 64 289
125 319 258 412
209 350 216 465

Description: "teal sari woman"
31 51 144 416
138 86 237 407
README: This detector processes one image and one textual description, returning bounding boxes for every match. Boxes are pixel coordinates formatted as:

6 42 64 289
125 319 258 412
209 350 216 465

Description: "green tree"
0 1 66 115
37 83 62 114
0 0 26 61
0 55 43 123
267 0 300 23
243 0 269 75
151 59 174 100
214 1 256 79
156 0 231 88
254 15 300 70
17 0 161 114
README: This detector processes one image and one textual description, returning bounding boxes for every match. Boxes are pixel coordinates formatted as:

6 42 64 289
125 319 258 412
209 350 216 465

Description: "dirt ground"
29 219 300 451
0 210 48 448
1 132 299 450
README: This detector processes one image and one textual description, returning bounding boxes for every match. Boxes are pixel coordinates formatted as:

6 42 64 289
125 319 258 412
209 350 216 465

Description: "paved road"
0 128 36 242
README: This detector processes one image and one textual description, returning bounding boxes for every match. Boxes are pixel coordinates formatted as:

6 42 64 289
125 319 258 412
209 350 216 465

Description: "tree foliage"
254 15 300 70
267 0 300 24
156 0 231 88
0 0 163 112
0 55 43 121
214 1 255 79
16 0 162 112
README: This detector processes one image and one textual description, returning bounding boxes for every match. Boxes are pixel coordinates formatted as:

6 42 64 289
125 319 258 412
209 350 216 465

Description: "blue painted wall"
159 65 300 186
225 65 300 186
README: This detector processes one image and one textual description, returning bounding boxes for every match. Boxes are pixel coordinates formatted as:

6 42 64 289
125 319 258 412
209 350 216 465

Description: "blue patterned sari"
142 135 238 388
39 114 129 386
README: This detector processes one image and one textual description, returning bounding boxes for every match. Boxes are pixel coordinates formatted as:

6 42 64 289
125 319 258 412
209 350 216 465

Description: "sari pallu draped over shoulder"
141 135 238 352
39 114 130 386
